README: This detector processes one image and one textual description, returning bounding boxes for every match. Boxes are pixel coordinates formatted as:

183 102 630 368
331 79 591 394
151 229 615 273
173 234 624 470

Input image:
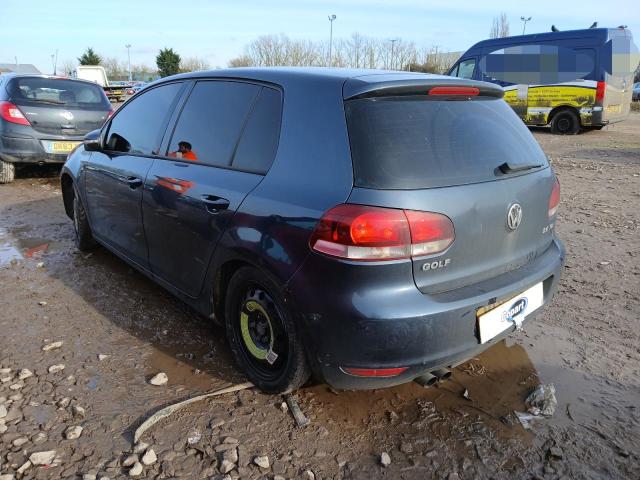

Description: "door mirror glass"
83 129 103 152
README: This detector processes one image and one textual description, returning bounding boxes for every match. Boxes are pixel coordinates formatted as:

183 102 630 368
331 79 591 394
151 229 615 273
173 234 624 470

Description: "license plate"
477 282 544 343
50 141 80 153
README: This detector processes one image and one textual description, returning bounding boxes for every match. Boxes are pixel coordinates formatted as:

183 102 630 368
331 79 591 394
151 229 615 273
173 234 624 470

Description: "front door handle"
201 195 230 213
126 177 143 189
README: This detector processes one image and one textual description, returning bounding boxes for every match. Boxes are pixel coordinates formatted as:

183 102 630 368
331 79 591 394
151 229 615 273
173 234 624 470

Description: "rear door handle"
126 177 143 189
201 195 230 213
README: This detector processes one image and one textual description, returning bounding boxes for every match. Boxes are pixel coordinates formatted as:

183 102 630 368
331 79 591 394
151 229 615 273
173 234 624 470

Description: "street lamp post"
125 44 132 82
328 14 336 67
390 38 398 70
520 16 532 35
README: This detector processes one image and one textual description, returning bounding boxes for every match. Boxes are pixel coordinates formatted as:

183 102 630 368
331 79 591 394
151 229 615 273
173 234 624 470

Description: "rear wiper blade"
498 161 543 174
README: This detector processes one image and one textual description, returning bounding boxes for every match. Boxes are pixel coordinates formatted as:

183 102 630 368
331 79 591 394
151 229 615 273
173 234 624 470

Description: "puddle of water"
0 227 54 265
0 243 23 266
147 348 232 391
305 340 539 443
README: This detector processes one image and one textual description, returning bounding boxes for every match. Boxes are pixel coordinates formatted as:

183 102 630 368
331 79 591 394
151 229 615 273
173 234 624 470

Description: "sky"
0 0 638 74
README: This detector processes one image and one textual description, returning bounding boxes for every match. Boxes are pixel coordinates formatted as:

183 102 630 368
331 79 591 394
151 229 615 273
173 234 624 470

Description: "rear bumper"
0 134 80 164
288 237 565 390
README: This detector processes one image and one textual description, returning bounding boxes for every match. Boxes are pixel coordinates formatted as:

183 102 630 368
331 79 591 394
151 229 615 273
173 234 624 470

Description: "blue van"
448 27 639 133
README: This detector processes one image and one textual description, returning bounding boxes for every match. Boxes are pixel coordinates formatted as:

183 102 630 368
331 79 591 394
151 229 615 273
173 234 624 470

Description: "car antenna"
589 22 598 29
551 25 560 32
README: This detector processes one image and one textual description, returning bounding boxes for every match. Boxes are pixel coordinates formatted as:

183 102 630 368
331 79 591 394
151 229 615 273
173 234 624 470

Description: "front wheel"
0 160 15 184
73 192 97 252
550 110 580 135
224 266 310 393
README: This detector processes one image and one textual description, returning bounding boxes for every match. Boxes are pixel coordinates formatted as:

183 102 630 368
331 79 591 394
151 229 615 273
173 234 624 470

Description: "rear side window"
231 87 282 173
166 81 261 167
106 82 182 155
8 77 110 110
345 96 548 189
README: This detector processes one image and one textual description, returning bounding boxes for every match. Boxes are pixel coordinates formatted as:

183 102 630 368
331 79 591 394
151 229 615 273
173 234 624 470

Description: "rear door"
84 82 184 269
344 88 557 293
143 81 282 297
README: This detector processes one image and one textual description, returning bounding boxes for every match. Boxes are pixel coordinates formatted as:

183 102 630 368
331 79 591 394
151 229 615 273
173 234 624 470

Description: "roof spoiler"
343 78 504 100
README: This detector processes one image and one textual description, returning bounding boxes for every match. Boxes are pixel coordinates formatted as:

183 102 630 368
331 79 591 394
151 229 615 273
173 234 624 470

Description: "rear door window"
345 96 548 189
106 82 182 155
166 81 261 167
8 77 111 110
231 87 282 173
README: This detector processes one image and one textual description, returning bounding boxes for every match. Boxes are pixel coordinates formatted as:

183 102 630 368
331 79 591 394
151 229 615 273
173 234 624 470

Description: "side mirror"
83 129 103 152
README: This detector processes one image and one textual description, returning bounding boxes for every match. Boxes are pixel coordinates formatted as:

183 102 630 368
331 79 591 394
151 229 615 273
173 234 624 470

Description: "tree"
102 57 128 79
60 59 77 76
78 47 102 65
180 57 210 72
490 13 510 38
156 48 181 77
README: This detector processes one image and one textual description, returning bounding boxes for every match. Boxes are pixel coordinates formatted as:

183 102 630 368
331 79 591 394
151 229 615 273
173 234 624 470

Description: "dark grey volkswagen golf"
0 74 112 183
60 68 564 393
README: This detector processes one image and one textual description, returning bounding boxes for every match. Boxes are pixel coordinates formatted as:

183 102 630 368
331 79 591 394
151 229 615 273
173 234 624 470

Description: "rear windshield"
8 77 110 110
345 96 548 189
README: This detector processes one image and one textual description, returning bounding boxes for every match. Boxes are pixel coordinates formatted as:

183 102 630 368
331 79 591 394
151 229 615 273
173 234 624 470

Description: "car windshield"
345 95 548 189
8 77 110 110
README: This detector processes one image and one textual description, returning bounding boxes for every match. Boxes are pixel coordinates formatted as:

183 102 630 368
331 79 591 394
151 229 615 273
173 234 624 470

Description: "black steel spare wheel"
238 288 287 377
225 266 310 393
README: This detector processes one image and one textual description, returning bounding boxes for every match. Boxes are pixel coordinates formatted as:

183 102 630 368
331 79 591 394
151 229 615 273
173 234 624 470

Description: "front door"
83 81 184 269
143 81 283 297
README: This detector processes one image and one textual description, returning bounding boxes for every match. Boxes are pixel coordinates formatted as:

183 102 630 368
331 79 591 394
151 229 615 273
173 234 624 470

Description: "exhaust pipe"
414 372 438 388
431 368 452 381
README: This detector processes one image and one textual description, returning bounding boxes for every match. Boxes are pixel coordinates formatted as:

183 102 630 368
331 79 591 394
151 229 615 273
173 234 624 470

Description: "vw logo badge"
507 203 523 231
61 111 74 121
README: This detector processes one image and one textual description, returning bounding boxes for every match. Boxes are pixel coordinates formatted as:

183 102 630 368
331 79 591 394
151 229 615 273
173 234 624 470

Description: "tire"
550 109 580 135
0 160 15 184
73 191 97 252
224 266 311 393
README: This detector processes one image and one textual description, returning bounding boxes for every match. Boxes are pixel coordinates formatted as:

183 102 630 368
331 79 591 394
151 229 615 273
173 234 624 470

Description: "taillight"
548 178 560 218
310 204 455 261
429 86 480 96
342 367 408 377
107 109 115 118
0 101 30 126
595 81 606 103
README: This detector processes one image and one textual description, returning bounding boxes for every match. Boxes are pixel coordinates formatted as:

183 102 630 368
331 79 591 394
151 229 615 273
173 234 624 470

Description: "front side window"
106 82 182 155
166 81 262 167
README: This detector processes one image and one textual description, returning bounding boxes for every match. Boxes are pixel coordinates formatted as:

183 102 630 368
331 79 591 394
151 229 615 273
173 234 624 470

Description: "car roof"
154 66 496 98
464 27 617 54
1 73 104 87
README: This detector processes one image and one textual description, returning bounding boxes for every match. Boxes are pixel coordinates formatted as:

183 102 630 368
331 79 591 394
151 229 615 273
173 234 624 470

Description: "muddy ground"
0 114 639 480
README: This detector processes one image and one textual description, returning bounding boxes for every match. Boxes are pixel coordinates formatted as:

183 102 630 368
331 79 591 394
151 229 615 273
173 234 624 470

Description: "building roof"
0 63 42 75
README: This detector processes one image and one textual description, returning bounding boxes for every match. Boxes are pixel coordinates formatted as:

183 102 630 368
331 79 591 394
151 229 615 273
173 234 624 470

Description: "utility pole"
51 54 55 75
125 44 132 82
328 14 336 67
520 16 532 35
390 38 398 70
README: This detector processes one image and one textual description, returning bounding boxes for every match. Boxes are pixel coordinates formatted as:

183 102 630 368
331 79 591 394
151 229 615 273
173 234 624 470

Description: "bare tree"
229 55 253 68
180 57 210 72
227 32 458 73
102 57 128 79
490 13 510 38
60 59 77 76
